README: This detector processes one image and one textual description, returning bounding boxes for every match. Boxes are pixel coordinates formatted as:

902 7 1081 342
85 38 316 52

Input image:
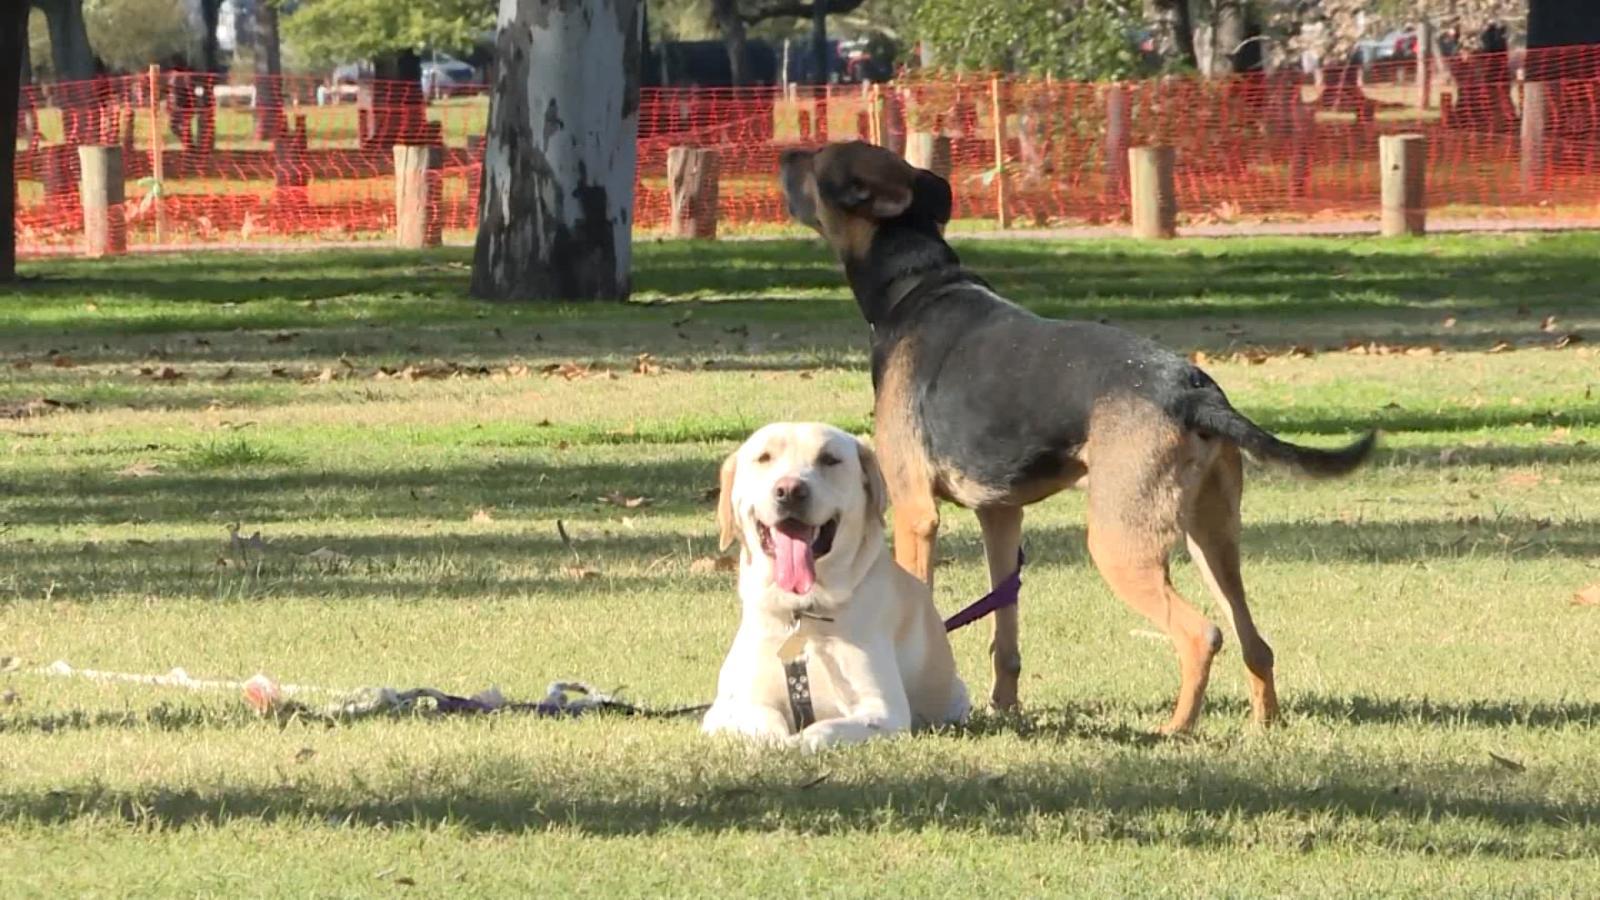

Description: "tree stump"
395 144 442 248
1128 146 1176 239
1102 85 1131 204
667 146 719 240
1379 134 1427 237
1520 81 1548 193
904 132 952 178
78 145 125 257
1288 98 1315 202
273 115 309 222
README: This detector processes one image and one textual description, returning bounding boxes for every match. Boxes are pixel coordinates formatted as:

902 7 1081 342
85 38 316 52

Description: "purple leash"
943 549 1024 632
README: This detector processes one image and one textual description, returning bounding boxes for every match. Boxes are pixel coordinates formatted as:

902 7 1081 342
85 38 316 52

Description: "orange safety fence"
13 45 1600 256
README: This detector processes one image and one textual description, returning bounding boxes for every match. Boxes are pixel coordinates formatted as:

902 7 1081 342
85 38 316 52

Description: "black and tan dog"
779 141 1376 733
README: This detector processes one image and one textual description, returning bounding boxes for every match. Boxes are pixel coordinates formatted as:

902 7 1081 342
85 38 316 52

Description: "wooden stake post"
989 76 1009 228
78 146 126 257
1379 133 1427 237
394 145 442 248
1128 146 1176 239
667 146 721 239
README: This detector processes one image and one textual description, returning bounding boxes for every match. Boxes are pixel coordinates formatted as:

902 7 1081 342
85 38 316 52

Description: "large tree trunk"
471 0 642 302
1191 0 1246 77
711 0 749 86
37 0 97 147
2 1 28 281
365 50 426 146
253 0 284 140
184 0 223 72
38 0 94 80
1170 0 1198 71
1212 0 1247 74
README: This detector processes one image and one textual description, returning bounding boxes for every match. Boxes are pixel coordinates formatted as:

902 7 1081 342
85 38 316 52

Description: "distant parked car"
422 54 481 98
331 61 372 85
1352 28 1418 66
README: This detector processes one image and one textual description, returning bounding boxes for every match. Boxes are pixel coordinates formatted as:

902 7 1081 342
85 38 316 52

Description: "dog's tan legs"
1185 446 1278 727
975 505 1024 711
891 496 940 588
1084 415 1221 734
1088 526 1221 735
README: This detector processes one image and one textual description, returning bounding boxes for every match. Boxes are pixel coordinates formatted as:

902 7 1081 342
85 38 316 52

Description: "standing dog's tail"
1186 391 1377 479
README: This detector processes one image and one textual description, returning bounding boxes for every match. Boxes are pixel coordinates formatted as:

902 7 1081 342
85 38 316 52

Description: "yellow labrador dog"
702 423 970 750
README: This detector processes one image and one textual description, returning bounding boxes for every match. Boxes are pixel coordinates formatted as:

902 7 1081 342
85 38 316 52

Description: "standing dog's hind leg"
1186 445 1278 726
976 505 1024 711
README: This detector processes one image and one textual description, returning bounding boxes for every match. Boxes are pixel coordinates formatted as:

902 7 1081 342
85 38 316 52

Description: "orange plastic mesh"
13 46 1600 257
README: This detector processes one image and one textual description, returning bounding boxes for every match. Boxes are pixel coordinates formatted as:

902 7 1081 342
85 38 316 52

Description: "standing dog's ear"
815 142 917 220
716 451 740 551
911 170 953 227
856 441 889 523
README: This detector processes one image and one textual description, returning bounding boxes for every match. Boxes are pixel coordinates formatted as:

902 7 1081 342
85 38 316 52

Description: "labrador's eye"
756 452 772 464
818 452 841 467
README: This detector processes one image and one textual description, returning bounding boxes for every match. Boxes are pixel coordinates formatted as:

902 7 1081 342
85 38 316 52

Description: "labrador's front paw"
799 718 890 752
703 702 794 746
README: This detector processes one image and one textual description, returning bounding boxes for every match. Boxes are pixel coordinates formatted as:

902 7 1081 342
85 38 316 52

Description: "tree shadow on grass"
11 236 1600 338
1 748 1593 853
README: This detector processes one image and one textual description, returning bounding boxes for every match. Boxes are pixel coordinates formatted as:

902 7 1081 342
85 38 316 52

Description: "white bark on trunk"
471 0 642 301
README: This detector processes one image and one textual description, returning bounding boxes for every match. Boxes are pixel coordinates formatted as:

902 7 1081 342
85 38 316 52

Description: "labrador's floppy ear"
816 142 917 220
856 439 889 523
716 451 740 551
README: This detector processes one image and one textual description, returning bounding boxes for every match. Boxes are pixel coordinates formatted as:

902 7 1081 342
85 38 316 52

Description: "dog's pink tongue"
771 521 817 595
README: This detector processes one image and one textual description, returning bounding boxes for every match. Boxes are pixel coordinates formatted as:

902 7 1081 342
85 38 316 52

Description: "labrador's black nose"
774 477 810 506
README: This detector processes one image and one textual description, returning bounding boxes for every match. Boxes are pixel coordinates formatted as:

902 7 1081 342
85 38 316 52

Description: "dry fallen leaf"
599 491 651 509
1488 751 1526 773
1499 472 1543 488
1573 584 1600 607
117 461 162 478
541 360 592 381
0 397 76 419
305 547 351 566
690 555 738 574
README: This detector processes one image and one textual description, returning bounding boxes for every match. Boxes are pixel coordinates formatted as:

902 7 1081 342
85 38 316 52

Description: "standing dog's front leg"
800 639 911 751
976 505 1025 711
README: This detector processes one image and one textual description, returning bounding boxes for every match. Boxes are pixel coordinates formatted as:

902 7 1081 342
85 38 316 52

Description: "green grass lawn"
2 234 1598 896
